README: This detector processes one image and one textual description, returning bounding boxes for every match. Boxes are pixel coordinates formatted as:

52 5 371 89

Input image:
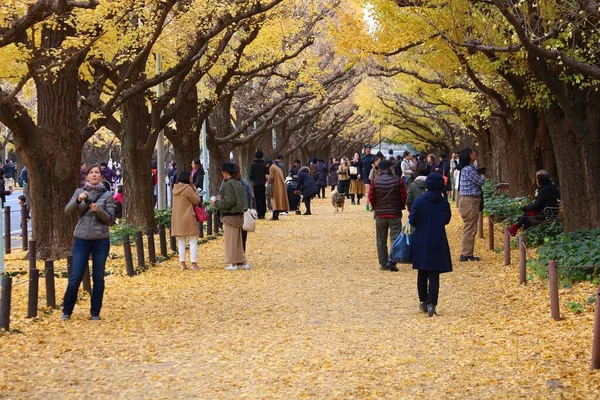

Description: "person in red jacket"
368 160 407 272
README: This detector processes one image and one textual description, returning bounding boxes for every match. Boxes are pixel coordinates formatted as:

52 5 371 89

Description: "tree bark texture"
120 89 157 229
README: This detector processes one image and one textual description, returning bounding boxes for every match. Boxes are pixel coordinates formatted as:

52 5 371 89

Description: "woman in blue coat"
408 173 452 317
296 166 318 215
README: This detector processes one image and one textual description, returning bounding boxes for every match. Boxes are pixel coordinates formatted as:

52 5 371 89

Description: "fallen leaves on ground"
0 196 599 399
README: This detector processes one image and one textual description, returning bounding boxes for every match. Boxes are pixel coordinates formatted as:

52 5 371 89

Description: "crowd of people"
60 144 560 320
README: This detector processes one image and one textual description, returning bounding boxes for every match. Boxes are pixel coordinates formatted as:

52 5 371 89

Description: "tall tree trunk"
167 89 201 173
13 26 85 260
206 97 234 196
120 87 156 229
545 100 600 231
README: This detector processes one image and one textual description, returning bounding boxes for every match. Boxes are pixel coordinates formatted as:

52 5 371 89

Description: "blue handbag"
390 221 413 264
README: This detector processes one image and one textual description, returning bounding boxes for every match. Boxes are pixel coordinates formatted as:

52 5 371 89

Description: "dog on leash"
331 189 345 212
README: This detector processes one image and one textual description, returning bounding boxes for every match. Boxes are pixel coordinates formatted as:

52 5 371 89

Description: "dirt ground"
1 195 599 399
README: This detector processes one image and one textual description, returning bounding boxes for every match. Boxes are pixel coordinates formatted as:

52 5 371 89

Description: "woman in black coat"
296 166 318 215
408 173 452 317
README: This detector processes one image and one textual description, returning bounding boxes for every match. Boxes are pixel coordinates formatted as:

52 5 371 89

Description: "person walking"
349 152 365 205
296 165 319 215
400 151 414 186
316 158 328 199
409 173 452 317
62 165 115 321
4 160 15 189
212 163 249 271
337 157 350 196
406 166 428 211
368 160 407 272
0 168 13 206
436 153 452 199
249 151 269 219
361 145 376 210
457 147 486 262
328 157 340 192
267 156 289 220
171 171 201 270
191 159 205 190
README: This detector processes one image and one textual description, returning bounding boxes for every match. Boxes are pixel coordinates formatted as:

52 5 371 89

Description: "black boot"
427 304 437 317
351 195 355 205
419 302 427 313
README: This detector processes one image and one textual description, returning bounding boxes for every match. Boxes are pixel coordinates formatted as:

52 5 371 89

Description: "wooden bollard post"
0 276 12 331
198 222 204 239
478 212 483 239
67 255 73 279
158 224 168 257
519 235 527 285
549 260 560 321
4 206 10 254
592 286 600 369
488 215 495 250
27 240 38 318
207 210 213 236
82 259 92 295
169 226 177 252
451 188 456 202
44 260 56 308
123 235 134 276
21 204 28 251
504 227 511 266
147 228 156 264
213 210 219 235
135 231 145 270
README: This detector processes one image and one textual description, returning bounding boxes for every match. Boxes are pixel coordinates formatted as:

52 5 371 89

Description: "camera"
84 198 92 205
477 167 487 175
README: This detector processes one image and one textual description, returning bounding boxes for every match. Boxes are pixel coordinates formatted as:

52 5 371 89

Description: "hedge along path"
0 196 599 398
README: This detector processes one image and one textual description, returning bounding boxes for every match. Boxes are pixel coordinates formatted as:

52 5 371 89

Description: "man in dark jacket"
248 151 269 219
509 171 560 235
296 166 318 215
368 160 407 271
191 159 205 190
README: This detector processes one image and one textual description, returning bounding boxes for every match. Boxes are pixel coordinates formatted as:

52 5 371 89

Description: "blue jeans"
62 238 110 316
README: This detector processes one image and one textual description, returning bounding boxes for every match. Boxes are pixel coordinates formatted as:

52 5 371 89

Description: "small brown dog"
331 189 345 212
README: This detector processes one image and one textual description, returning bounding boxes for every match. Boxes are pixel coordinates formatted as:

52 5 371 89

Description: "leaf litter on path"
0 195 599 398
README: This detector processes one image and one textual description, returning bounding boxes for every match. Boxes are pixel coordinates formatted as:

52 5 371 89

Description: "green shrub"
154 208 172 227
528 227 600 284
110 221 143 245
524 220 564 247
482 193 527 222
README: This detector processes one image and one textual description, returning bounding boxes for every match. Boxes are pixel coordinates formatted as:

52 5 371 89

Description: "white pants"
177 235 198 262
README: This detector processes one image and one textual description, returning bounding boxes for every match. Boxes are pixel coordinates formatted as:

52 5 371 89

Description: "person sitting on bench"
509 171 560 236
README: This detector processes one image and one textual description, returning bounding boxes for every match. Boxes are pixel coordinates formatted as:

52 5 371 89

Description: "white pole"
202 120 209 202
156 53 166 210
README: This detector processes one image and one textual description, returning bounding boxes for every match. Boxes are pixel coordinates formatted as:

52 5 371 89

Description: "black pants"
318 185 326 198
338 180 349 196
303 193 316 214
417 270 440 306
287 187 300 210
254 185 266 218
242 229 247 252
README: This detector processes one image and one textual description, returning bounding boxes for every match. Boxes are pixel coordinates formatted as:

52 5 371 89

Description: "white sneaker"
241 264 251 270
224 265 238 271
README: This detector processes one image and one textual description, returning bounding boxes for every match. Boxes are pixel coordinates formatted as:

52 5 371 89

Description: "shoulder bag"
243 208 258 232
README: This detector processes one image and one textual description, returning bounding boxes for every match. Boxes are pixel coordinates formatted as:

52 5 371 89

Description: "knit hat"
425 173 444 190
378 160 393 171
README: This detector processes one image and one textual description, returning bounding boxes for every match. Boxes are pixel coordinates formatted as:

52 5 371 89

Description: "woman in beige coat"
267 160 289 220
171 171 201 270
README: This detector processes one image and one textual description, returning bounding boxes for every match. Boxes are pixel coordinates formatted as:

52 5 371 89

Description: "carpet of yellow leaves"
0 197 599 398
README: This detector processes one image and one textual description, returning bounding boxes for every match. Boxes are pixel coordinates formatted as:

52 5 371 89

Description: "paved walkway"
0 196 598 398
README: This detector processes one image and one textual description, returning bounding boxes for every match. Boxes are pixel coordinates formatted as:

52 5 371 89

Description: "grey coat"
65 188 115 240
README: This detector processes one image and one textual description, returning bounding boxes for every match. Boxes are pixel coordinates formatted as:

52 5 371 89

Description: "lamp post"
156 53 166 209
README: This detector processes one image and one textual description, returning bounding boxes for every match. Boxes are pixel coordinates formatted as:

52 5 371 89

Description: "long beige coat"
171 183 200 237
269 164 289 211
